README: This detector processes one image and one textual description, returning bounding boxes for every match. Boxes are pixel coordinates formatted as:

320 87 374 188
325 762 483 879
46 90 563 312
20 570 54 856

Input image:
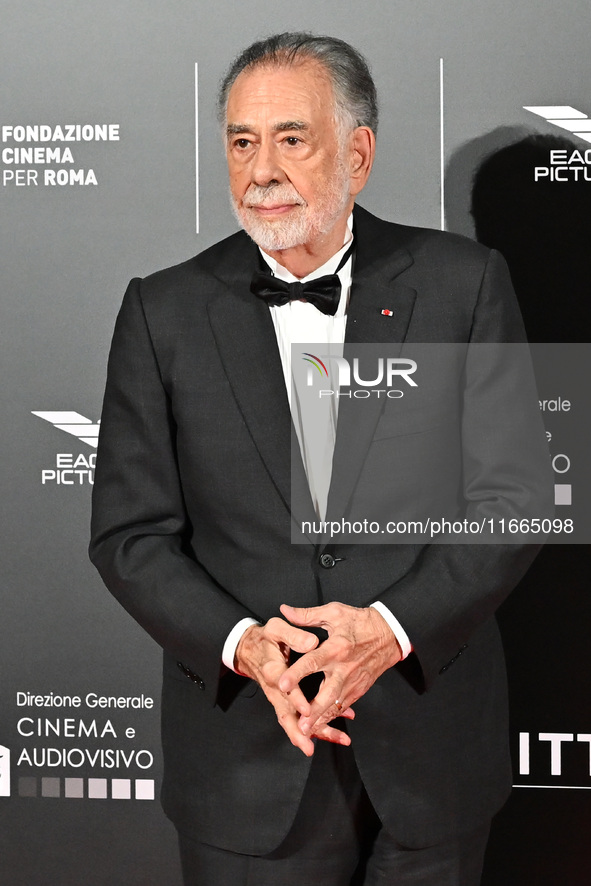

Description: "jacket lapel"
205 234 317 532
325 207 418 524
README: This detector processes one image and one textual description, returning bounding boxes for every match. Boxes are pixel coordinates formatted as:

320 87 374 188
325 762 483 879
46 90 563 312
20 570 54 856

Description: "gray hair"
217 32 378 137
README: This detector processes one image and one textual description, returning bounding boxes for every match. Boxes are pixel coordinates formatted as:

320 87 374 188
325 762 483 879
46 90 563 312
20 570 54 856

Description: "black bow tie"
250 272 342 316
250 240 355 317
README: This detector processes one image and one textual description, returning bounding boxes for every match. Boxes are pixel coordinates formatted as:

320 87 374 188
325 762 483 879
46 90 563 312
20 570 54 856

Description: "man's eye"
285 137 301 146
234 138 250 149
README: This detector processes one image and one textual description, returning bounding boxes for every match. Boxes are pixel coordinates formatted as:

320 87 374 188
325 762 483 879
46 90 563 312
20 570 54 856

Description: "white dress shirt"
222 218 412 671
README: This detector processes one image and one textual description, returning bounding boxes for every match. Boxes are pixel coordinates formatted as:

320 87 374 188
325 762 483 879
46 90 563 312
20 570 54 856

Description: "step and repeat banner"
2 1 589 883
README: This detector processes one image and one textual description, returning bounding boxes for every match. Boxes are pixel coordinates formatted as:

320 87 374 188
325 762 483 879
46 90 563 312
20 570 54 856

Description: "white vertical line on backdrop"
439 58 445 231
195 63 200 233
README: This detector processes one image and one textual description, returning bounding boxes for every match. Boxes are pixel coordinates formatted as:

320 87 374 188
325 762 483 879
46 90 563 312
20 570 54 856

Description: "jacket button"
319 553 336 569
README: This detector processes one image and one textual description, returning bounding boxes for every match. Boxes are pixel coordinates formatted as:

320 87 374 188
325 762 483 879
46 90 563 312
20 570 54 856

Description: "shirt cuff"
222 617 261 672
370 601 413 660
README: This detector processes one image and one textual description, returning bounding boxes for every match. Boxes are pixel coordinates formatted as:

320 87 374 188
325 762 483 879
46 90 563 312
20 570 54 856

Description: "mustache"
243 183 305 208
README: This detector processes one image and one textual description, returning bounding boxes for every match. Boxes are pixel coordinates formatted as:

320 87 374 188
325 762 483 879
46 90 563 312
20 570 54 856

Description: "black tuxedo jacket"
90 206 548 853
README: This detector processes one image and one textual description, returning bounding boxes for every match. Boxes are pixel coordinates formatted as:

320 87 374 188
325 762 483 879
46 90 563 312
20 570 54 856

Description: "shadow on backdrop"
471 133 591 343
448 133 591 884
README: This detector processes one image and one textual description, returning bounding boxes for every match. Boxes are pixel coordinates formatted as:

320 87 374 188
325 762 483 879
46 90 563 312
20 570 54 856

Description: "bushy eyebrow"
226 124 252 137
226 120 310 138
273 121 309 132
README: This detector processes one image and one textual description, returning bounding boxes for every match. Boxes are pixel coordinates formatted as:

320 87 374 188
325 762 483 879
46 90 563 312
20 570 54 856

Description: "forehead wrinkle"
227 59 336 123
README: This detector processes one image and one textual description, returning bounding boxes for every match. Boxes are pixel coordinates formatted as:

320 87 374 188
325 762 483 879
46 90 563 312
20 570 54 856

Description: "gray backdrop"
2 1 589 882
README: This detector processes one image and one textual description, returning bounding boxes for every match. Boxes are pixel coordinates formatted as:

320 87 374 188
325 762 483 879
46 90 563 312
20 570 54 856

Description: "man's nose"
250 140 286 187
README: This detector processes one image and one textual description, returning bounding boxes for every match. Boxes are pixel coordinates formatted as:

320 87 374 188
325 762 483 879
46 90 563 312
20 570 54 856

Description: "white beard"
230 162 351 252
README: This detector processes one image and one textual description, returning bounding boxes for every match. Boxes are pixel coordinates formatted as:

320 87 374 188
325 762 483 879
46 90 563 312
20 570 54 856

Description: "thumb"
280 603 319 627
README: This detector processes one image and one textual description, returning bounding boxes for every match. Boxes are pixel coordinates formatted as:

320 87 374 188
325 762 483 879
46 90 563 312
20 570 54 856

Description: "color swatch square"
65 778 84 798
41 777 60 798
88 778 108 799
18 777 37 798
135 779 155 800
555 484 572 505
111 779 131 799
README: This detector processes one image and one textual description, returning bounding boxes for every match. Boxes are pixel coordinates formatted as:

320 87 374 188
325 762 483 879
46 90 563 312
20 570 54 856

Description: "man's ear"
348 126 375 196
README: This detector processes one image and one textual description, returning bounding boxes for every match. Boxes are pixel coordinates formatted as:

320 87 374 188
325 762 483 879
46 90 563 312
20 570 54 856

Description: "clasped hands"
234 602 402 757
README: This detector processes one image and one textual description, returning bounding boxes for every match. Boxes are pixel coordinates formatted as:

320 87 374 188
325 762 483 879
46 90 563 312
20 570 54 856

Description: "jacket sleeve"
89 278 255 703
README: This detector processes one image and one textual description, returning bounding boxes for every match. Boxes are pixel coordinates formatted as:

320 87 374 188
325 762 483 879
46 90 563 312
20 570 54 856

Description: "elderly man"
90 32 545 885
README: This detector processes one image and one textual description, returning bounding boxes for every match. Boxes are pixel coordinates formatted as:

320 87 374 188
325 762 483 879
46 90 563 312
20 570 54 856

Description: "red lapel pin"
381 309 394 317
